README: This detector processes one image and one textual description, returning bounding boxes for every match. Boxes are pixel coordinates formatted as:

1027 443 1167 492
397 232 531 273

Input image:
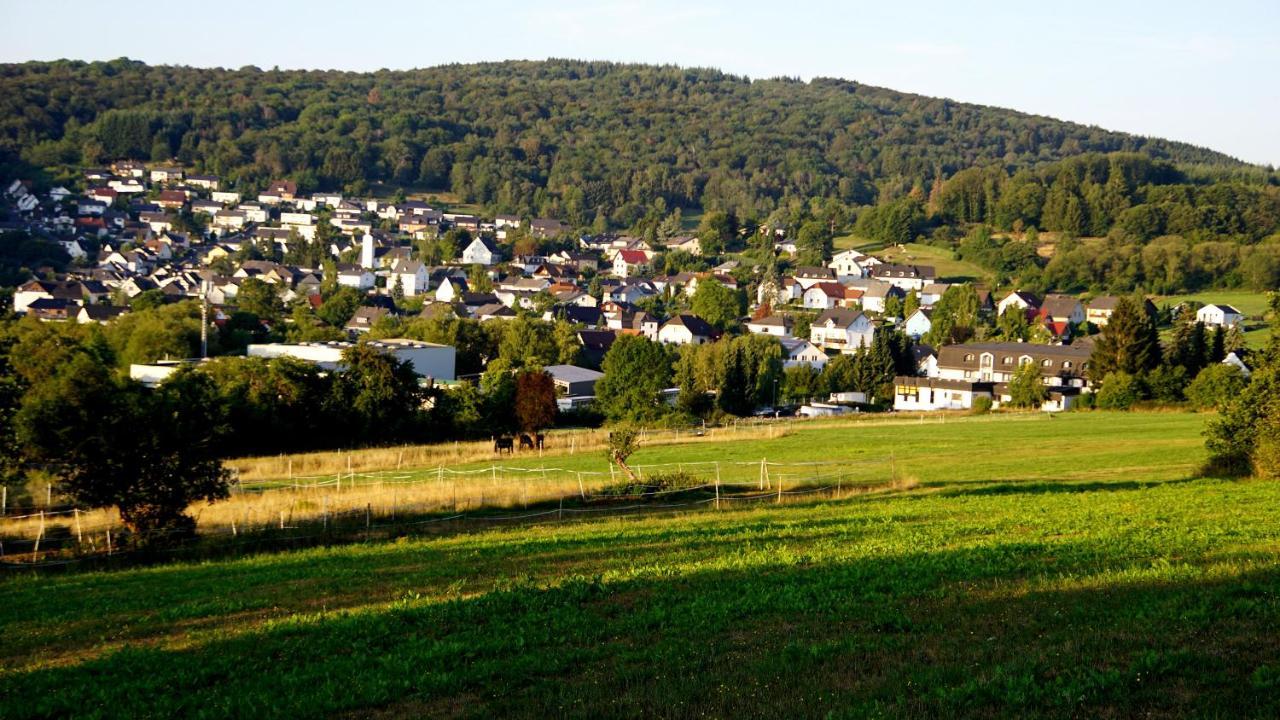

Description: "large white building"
247 339 456 381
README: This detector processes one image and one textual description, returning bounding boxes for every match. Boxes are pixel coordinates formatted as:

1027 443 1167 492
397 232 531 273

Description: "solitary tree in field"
514 369 557 435
604 425 640 481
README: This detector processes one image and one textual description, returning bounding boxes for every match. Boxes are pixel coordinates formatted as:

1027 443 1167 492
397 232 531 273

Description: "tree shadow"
5 536 1280 719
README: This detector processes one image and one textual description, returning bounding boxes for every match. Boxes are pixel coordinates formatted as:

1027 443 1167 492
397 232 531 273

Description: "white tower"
360 232 375 269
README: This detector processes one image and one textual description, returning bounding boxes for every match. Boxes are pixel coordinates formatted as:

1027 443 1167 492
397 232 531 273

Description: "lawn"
1157 290 1274 349
6 411 1280 719
830 239 993 284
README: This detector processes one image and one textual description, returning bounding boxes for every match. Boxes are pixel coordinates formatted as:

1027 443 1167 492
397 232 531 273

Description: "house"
336 264 375 291
919 283 950 308
802 282 847 310
1038 294 1085 326
26 297 78 321
156 189 188 209
781 338 828 370
1223 350 1253 378
434 276 469 303
387 259 429 297
544 364 605 396
859 280 903 314
997 291 1041 317
810 307 875 353
213 210 248 230
746 315 793 337
828 249 878 280
345 306 391 334
530 218 568 239
871 264 935 292
1197 304 1244 328
612 249 653 278
892 377 994 412
188 174 220 190
13 279 94 314
794 266 837 289
931 342 1092 388
150 167 183 183
667 236 702 256
76 305 129 324
494 214 521 229
266 180 298 200
461 236 501 266
211 190 241 205
658 314 717 345
577 329 617 367
903 308 932 339
472 302 517 322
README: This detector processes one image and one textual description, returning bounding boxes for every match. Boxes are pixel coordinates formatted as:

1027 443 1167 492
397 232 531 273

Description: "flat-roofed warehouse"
247 339 456 381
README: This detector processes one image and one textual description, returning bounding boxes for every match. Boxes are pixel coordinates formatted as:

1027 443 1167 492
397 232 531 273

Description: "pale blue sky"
3 1 1277 166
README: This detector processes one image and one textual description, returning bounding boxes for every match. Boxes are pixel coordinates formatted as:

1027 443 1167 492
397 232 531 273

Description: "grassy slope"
1157 290 1274 349
829 237 993 284
6 412 1280 719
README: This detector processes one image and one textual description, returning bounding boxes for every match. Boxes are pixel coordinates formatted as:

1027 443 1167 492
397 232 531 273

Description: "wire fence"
0 456 905 569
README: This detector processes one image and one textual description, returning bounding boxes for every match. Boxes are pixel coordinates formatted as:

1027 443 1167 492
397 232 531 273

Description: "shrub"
1185 364 1248 411
970 396 993 415
598 471 702 499
1146 364 1189 403
1096 371 1143 410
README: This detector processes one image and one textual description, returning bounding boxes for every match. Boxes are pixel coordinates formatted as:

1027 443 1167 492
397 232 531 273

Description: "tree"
237 277 283 324
696 211 735 256
1007 361 1048 408
691 280 744 331
16 358 230 541
1089 295 1160 382
604 425 640 481
467 264 493 294
781 364 822 404
1204 367 1280 476
330 344 424 443
593 335 673 424
514 370 557 434
924 285 981 346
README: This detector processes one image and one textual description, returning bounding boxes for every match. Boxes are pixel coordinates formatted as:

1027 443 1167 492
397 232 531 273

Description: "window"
1041 359 1053 367
1019 355 1033 366
1063 361 1073 369
1002 356 1013 364
964 354 975 362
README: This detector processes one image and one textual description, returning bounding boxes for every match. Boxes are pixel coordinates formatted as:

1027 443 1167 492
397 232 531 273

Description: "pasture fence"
0 455 907 568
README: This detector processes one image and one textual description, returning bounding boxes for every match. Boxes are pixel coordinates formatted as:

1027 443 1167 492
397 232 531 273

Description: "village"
2 162 1255 417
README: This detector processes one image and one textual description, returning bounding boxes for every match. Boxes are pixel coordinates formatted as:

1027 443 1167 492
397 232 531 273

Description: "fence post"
577 472 586 500
777 477 783 504
33 510 45 558
1 485 6 516
279 510 285 529
322 496 328 532
74 508 82 544
288 458 293 484
46 483 52 507
366 503 371 529
232 518 237 537
106 528 112 555
558 496 564 521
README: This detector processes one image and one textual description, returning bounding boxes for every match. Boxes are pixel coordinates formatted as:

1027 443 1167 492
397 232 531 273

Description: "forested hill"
0 58 1258 222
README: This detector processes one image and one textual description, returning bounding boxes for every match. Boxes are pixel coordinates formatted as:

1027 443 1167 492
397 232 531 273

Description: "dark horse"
493 436 514 454
518 434 535 451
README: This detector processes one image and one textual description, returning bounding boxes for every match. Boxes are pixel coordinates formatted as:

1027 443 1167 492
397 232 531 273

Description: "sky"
3 1 1278 167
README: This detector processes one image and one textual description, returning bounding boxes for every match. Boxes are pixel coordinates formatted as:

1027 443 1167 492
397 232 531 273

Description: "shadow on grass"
4 534 1279 720
934 475 1201 498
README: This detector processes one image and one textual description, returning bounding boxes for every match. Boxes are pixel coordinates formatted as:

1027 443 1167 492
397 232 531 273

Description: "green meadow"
5 411 1280 719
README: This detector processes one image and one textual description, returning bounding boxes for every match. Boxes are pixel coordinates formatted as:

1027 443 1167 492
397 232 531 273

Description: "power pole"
200 280 209 358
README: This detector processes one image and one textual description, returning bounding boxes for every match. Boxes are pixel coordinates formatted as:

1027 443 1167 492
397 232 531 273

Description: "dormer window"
1002 356 1013 364
964 354 975 362
1042 359 1053 367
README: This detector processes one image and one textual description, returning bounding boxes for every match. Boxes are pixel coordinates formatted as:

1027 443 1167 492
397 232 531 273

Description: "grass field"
6 411 1280 718
1157 290 1274 349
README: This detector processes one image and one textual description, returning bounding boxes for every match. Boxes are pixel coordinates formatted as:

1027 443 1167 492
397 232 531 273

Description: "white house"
657 314 716 345
828 250 879 281
892 377 993 412
903 308 932 339
388 259 429 297
461 237 501 266
612 249 653 278
802 282 846 310
871 264 935 292
746 315 793 337
336 264 375 291
997 291 1041 317
248 339 456 381
809 308 875 353
781 338 828 370
1196 304 1243 328
435 276 467 303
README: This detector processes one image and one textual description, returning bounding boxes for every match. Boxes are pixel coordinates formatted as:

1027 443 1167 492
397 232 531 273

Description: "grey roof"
543 364 605 384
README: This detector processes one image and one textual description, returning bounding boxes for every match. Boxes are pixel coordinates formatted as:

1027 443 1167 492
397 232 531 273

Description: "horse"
518 434 535 451
493 436 514 454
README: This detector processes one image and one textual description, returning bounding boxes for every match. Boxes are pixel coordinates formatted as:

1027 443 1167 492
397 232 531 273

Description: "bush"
1096 371 1143 410
598 471 703 499
970 396 993 415
1185 364 1248 411
1146 364 1189 403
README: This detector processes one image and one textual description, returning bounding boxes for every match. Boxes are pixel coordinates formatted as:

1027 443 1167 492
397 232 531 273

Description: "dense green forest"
1 58 1266 221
